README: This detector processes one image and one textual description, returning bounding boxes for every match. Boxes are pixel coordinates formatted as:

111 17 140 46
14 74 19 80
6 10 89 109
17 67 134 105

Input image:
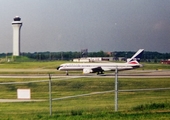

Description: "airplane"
57 49 144 75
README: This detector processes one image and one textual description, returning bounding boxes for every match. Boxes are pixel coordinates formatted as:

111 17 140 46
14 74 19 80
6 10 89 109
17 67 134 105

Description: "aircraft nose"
57 66 60 70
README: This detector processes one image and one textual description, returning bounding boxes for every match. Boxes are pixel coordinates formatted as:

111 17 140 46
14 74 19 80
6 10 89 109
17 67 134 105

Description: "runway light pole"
115 66 118 111
49 74 52 116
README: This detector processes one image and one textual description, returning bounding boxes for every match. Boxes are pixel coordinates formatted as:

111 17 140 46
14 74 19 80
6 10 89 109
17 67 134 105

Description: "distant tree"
1 51 170 62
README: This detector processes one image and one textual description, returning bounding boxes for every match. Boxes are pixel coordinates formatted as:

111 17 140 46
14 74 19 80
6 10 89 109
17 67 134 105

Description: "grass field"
1 60 170 69
0 61 170 119
0 61 64 69
0 77 170 120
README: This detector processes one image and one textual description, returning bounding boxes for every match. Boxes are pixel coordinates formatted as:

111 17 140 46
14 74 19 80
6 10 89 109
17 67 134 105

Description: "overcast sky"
0 0 170 53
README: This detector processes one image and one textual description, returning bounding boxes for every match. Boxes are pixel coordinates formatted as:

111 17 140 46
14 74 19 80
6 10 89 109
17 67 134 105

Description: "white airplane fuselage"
57 49 144 74
57 62 141 74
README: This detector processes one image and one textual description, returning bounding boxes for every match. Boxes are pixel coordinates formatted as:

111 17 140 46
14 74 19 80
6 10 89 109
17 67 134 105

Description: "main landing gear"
97 71 104 75
66 71 69 76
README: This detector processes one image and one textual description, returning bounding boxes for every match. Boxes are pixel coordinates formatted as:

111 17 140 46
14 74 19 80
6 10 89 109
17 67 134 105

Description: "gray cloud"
0 0 170 53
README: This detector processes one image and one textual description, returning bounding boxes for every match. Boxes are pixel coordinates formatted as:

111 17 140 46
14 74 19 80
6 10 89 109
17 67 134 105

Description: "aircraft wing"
83 66 104 74
101 68 112 71
91 66 103 72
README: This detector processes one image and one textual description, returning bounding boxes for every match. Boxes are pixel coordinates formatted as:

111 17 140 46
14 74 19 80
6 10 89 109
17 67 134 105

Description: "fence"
0 75 170 115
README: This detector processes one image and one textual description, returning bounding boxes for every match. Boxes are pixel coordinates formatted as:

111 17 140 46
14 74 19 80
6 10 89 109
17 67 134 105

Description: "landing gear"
97 71 104 75
66 71 69 76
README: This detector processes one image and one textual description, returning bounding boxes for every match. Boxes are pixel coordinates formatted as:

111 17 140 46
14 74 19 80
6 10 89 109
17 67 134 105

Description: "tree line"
0 51 170 62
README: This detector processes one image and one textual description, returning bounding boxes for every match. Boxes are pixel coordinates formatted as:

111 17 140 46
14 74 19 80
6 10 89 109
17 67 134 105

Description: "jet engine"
83 68 93 74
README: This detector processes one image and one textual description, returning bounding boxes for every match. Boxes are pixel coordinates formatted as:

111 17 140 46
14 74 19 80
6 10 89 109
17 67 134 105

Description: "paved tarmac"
0 99 44 102
0 69 169 78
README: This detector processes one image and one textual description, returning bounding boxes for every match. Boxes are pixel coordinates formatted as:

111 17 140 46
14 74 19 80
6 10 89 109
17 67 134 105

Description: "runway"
0 69 169 78
0 99 44 103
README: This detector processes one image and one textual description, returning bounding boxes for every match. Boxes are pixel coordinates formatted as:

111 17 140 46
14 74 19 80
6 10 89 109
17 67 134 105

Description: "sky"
0 0 170 53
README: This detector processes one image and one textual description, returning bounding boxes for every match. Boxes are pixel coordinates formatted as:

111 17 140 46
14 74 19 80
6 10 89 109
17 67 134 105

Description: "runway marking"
0 99 45 103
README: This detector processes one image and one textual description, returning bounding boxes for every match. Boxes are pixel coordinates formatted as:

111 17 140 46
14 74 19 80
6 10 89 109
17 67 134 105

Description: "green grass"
0 61 65 69
132 102 170 111
0 61 170 119
0 61 170 69
140 62 170 70
0 77 170 119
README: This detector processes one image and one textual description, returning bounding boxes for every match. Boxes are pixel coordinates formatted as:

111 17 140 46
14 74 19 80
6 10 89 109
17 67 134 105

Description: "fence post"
49 74 52 116
115 66 118 111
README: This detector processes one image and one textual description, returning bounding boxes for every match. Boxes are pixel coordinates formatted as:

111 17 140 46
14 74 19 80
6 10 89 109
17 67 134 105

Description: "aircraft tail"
127 49 144 64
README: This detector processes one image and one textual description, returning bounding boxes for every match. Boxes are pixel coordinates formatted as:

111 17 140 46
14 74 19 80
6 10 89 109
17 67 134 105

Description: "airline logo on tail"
128 60 139 64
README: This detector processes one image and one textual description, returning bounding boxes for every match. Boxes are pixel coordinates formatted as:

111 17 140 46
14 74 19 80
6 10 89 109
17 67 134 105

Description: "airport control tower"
12 16 22 56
